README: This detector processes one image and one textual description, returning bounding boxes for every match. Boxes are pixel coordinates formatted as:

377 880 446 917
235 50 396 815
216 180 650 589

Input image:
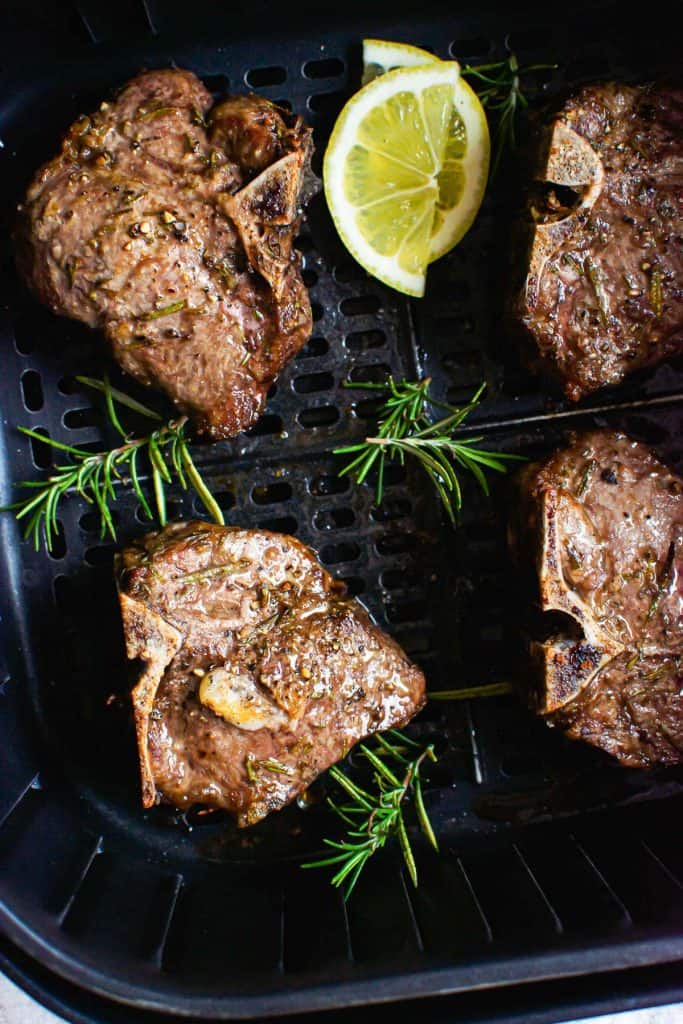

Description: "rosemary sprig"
303 730 438 899
462 53 557 178
3 376 223 552
335 377 523 524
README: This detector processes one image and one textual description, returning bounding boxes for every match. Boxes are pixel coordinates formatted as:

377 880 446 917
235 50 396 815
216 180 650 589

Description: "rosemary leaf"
180 445 225 526
428 681 514 700
139 299 188 321
76 375 163 421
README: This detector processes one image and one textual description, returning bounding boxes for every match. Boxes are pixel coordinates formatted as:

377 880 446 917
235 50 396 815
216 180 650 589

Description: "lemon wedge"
362 38 490 265
324 62 461 297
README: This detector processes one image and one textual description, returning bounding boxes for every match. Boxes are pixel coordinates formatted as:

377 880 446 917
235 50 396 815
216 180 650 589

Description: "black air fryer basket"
1 1 682 1020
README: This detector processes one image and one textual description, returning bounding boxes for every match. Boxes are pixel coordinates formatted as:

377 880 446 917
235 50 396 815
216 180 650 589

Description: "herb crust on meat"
116 522 426 826
16 69 313 439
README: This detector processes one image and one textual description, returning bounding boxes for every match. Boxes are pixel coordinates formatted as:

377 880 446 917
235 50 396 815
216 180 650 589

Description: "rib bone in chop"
515 82 682 400
511 430 682 766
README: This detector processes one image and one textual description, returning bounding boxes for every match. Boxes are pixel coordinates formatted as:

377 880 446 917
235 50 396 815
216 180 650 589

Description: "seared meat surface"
515 82 683 400
116 522 425 825
16 70 313 439
511 431 682 766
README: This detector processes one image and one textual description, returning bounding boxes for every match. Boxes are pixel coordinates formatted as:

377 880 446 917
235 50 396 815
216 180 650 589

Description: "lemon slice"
362 38 490 264
362 38 440 83
324 62 460 297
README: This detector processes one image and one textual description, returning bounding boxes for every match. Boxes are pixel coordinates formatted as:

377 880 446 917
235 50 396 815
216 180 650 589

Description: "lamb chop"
115 522 426 825
511 430 682 766
514 82 683 400
16 70 313 439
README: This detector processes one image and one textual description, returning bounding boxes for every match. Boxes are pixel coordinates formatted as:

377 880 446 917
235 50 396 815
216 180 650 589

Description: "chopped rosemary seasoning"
650 269 663 320
256 757 295 776
139 299 187 321
577 458 597 497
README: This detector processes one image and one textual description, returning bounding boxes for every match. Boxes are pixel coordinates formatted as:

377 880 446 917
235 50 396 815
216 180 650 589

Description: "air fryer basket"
0 1 682 1019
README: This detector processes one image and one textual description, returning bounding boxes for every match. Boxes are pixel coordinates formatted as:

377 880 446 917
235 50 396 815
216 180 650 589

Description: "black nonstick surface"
0 1 682 1019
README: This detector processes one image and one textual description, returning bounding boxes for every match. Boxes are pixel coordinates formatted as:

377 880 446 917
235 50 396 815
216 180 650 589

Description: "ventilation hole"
354 397 384 421
75 440 102 455
293 371 334 395
246 414 283 437
314 507 355 530
385 598 428 624
566 54 605 79
311 302 324 322
13 321 36 355
252 482 293 505
309 474 349 497
349 363 391 385
377 464 406 487
339 575 365 596
507 28 548 51
436 314 474 335
340 295 380 317
441 351 482 374
135 503 154 524
48 521 67 560
447 383 484 406
381 567 420 590
53 574 73 605
303 57 344 79
212 490 235 512
302 268 318 288
267 382 278 399
294 235 314 253
63 407 101 430
370 498 412 522
135 497 183 523
79 510 120 534
19 369 43 412
297 406 339 429
345 329 386 351
307 90 346 115
29 428 52 469
296 336 329 359
162 499 183 521
203 73 230 94
501 753 543 777
272 98 292 111
245 66 287 87
376 532 417 556
85 545 117 568
320 541 360 565
58 376 81 395
449 36 490 59
334 262 367 284
258 515 297 534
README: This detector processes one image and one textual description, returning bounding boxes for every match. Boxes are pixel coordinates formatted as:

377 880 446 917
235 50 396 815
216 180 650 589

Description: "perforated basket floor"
0 1 682 1020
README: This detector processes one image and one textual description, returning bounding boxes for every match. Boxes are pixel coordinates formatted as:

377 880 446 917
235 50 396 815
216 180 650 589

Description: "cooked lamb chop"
115 521 426 825
515 82 683 400
511 430 682 766
16 70 313 439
